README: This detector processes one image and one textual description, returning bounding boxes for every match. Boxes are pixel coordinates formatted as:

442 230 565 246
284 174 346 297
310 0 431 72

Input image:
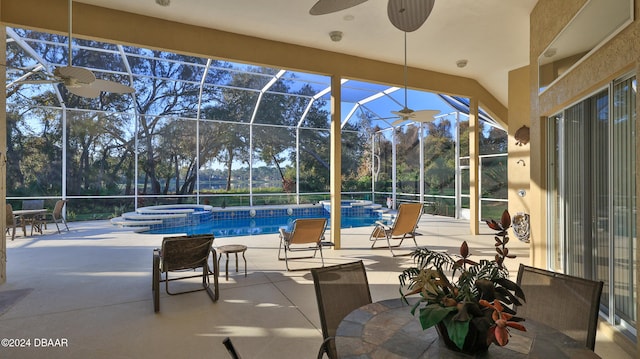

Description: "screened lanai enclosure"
5 27 508 221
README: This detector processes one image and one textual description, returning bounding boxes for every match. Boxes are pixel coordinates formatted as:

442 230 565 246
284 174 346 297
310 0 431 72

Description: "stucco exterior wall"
507 66 530 218
530 0 639 265
529 0 639 355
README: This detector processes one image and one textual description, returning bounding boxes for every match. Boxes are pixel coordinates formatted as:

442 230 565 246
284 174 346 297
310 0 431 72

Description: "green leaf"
442 315 471 350
418 304 458 329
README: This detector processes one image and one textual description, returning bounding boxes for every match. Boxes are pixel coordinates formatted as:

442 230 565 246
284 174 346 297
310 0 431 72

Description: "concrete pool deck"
0 215 633 358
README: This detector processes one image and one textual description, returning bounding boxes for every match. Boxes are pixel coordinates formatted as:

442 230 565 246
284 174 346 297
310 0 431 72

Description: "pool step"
110 204 215 231
110 217 162 229
121 212 188 220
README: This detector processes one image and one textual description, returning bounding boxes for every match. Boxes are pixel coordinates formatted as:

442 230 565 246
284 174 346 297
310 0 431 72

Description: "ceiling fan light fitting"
329 31 343 42
456 59 468 68
156 0 170 6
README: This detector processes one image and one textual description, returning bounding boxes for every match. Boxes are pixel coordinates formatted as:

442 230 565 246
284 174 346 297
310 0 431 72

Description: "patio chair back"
516 264 603 350
369 203 423 256
288 218 327 244
160 234 214 272
311 261 372 359
278 218 327 271
6 203 15 227
5 203 23 240
22 199 44 210
152 234 218 312
389 202 423 236
51 199 69 233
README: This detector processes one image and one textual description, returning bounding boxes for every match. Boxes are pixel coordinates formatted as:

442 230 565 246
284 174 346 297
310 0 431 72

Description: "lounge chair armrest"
374 221 390 229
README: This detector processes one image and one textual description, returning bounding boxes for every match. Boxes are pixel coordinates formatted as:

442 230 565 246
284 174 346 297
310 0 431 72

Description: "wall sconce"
515 125 530 146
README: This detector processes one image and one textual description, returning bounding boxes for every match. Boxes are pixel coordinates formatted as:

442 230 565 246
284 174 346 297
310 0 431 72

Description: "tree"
423 119 456 195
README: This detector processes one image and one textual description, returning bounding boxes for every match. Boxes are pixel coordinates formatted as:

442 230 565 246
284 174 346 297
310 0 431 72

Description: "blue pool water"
145 215 380 238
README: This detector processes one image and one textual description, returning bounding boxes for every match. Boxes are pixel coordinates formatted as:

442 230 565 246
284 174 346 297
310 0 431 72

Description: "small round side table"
216 244 247 280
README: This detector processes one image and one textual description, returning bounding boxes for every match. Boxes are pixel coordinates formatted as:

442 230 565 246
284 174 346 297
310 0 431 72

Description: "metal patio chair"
311 261 372 359
369 202 423 256
516 264 604 351
152 234 219 312
22 199 46 235
278 218 327 271
50 199 69 233
5 203 25 240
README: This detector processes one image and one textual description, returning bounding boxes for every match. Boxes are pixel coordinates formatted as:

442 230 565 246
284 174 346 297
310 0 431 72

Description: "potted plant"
399 210 526 354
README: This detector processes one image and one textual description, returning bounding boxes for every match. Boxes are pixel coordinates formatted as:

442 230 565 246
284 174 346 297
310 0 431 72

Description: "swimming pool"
144 214 381 237
114 201 386 237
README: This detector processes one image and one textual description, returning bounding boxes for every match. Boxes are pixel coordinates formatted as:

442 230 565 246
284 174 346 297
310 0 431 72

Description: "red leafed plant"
399 210 527 352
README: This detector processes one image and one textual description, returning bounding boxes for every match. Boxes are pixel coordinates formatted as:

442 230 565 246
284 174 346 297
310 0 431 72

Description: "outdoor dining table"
12 209 48 235
335 297 601 359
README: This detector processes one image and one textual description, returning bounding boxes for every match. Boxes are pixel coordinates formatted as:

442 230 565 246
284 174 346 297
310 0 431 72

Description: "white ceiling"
76 0 538 106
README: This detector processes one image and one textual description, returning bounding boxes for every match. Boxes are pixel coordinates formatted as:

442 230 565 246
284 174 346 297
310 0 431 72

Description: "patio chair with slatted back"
50 199 69 233
152 234 218 312
5 203 25 240
311 260 372 359
369 202 423 256
21 199 46 235
516 264 604 351
278 218 327 271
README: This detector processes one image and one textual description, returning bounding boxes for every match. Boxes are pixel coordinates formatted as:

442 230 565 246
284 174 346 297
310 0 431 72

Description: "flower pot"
436 320 491 355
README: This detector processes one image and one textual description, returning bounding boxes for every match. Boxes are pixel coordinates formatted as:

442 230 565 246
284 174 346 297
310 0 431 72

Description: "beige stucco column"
330 75 341 249
0 24 6 284
507 66 531 216
468 98 480 234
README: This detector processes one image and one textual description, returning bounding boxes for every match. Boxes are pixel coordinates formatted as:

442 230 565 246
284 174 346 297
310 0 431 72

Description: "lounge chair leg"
153 254 160 313
284 249 291 271
386 236 396 257
210 248 219 301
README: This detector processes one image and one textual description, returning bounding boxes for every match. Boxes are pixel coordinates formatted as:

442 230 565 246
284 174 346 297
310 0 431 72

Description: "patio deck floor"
0 215 632 358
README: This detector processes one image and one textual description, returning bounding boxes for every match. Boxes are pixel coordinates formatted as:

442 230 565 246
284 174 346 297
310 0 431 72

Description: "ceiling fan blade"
391 109 440 126
391 107 415 118
391 118 408 126
66 84 101 99
55 66 96 84
310 0 368 15
91 79 134 94
16 80 58 85
411 109 440 123
387 0 435 32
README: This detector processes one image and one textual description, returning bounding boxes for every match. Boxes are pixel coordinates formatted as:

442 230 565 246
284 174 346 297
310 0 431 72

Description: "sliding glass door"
547 74 636 335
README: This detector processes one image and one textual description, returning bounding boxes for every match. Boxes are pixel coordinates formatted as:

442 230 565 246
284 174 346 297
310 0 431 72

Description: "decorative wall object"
514 125 530 146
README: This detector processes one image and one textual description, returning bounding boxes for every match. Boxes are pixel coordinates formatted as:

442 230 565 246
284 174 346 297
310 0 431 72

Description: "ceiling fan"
16 0 134 98
388 31 439 126
310 0 436 32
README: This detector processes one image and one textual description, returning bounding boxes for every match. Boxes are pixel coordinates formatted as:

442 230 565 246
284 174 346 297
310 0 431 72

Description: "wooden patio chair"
516 264 604 351
50 199 69 233
5 203 26 240
278 218 327 271
152 234 218 312
369 202 423 256
22 199 46 235
311 261 372 359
